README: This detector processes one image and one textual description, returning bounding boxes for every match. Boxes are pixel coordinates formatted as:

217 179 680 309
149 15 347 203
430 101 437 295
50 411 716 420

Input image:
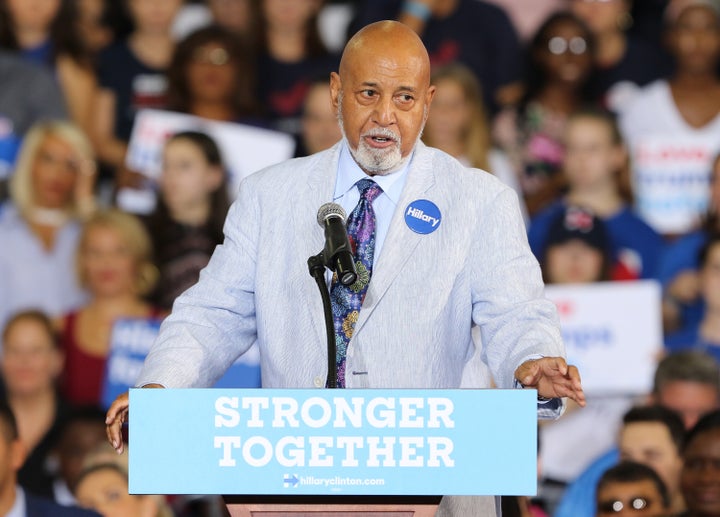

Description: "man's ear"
330 72 341 113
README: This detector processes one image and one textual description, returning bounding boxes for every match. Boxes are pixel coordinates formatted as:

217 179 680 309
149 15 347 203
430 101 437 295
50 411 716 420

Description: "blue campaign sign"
101 319 261 409
129 388 538 496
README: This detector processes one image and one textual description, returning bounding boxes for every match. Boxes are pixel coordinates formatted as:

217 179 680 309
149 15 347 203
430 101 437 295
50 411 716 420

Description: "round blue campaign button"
404 199 441 234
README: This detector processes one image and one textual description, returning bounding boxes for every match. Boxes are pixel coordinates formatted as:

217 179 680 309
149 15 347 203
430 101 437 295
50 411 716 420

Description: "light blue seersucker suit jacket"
138 140 565 393
136 141 565 517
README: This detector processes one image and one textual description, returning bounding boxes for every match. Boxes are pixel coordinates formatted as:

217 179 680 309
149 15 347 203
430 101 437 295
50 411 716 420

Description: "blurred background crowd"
3 0 720 515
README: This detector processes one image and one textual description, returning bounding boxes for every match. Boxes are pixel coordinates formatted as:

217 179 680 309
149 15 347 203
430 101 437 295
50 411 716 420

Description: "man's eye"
399 94 414 102
362 90 376 97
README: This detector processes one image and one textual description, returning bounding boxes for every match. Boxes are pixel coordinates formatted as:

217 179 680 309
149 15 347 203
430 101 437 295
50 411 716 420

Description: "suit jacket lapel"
291 144 342 354
354 143 436 334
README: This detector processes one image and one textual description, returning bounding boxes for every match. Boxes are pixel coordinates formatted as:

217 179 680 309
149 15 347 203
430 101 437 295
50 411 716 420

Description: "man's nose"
372 96 397 126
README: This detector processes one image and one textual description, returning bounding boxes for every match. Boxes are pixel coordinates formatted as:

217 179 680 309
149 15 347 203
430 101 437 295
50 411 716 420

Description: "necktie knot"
356 178 383 204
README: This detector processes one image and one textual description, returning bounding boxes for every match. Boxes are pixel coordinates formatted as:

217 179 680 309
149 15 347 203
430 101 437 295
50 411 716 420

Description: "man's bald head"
330 21 436 175
339 21 432 87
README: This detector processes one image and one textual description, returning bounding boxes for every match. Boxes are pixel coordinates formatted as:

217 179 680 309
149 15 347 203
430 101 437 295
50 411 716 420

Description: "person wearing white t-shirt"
619 0 720 237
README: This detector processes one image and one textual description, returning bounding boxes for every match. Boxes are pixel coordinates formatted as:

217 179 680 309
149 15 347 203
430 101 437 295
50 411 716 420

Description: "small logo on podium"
283 474 299 488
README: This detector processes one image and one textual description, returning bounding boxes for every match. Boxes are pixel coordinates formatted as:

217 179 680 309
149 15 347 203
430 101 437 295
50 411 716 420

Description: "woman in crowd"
619 0 720 238
92 0 182 189
495 11 596 217
253 0 339 137
570 0 669 113
1 310 67 500
423 63 527 219
165 25 261 124
0 121 96 330
0 0 96 134
74 462 173 517
144 131 230 310
660 152 720 334
665 235 720 363
58 209 161 407
528 108 663 281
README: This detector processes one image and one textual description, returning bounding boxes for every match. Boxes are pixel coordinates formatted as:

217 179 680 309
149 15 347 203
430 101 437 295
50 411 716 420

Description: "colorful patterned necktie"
330 178 383 387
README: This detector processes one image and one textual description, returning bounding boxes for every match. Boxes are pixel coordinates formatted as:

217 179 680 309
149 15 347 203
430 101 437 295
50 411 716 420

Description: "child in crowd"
528 108 663 281
144 131 230 311
58 209 162 407
539 204 612 284
0 121 96 331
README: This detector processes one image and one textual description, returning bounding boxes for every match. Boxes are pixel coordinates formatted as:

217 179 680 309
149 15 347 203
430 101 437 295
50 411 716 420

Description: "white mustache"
361 128 401 143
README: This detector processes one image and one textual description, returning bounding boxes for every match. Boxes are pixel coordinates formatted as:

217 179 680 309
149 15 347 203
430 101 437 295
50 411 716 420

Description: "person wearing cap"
541 205 612 284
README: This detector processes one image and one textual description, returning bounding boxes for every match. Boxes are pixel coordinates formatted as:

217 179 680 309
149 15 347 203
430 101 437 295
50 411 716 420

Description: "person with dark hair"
569 0 671 113
165 24 261 124
144 131 231 310
253 0 339 138
679 408 720 516
596 461 671 517
665 235 720 363
619 406 686 513
619 0 720 238
50 406 113 506
528 108 663 281
92 0 182 189
0 0 97 135
0 399 99 515
540 204 612 284
495 11 597 216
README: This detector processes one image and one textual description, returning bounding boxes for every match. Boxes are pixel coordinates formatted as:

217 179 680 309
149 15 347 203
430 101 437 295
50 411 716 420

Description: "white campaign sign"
544 280 662 395
126 109 296 196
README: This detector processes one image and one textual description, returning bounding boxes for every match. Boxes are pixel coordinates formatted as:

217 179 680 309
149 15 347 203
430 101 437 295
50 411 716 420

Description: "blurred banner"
544 280 662 396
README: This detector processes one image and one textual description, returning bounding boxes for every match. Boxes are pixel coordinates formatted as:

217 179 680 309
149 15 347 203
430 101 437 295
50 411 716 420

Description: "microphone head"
317 202 346 226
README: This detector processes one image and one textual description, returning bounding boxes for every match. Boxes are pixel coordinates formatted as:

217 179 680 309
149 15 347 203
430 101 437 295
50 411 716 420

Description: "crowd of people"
1 0 720 515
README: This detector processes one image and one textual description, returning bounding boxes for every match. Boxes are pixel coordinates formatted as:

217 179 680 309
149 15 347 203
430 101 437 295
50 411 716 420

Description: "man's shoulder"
245 145 337 185
25 493 99 516
419 144 509 194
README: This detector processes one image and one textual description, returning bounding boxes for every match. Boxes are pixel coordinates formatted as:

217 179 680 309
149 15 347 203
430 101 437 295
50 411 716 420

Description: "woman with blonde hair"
423 63 527 219
58 209 162 407
0 120 96 330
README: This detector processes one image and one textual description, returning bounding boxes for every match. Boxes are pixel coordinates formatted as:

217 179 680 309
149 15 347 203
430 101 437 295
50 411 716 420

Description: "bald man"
107 21 583 516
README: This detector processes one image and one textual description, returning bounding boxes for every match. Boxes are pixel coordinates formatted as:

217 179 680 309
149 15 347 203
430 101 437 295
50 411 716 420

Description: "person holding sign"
106 20 585 516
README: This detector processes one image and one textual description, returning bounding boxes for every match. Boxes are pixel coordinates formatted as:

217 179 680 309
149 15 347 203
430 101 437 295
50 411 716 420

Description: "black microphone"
316 203 357 286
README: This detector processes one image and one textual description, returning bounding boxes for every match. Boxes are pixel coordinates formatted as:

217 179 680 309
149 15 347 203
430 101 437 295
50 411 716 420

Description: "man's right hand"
105 384 164 454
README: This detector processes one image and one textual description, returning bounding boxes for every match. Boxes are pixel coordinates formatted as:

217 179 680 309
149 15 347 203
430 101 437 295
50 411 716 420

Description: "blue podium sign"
129 388 537 496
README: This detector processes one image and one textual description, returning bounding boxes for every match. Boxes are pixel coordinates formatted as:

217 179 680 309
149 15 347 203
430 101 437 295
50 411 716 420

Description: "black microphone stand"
307 253 338 388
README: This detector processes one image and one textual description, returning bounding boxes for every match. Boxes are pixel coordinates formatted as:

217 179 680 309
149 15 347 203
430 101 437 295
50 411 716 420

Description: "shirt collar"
334 139 412 205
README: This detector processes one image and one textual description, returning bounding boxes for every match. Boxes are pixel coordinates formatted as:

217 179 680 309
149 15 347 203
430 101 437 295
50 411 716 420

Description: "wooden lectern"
128 388 537 517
